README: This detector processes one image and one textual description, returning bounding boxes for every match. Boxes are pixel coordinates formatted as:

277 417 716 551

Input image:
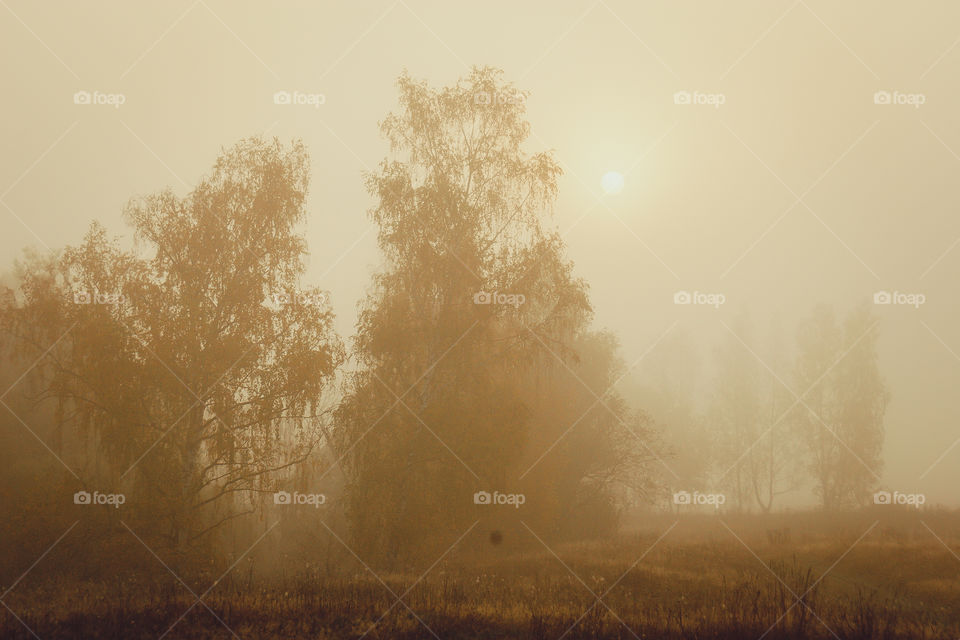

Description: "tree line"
0 67 887 570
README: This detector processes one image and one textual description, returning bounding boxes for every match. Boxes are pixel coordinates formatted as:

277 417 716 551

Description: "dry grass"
2 510 958 639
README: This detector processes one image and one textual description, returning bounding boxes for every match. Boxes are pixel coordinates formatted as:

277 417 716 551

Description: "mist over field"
1 2 959 639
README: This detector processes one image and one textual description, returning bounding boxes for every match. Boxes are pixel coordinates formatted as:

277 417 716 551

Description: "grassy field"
2 510 958 639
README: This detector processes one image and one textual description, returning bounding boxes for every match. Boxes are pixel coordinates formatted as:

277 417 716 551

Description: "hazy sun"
601 171 624 195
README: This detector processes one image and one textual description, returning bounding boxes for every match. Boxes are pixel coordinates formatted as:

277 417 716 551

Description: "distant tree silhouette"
793 304 887 509
710 314 800 512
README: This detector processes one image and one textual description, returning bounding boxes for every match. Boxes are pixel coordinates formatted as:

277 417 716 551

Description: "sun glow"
601 171 624 195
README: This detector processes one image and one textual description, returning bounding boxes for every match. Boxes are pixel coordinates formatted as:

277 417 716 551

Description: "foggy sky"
1 1 958 504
